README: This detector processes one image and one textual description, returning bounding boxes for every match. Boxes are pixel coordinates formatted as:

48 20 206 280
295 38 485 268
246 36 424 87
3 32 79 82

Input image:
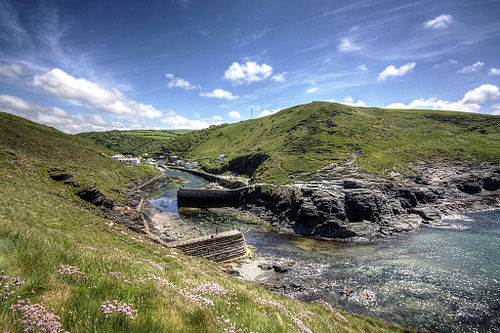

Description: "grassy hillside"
80 102 500 184
0 112 413 331
77 129 190 157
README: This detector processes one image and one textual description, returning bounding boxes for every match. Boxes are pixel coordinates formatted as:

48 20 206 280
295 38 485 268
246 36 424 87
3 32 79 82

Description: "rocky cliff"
241 161 500 240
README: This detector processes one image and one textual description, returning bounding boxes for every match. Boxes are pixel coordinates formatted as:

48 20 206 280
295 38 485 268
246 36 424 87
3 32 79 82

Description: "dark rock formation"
77 186 115 209
239 161 500 240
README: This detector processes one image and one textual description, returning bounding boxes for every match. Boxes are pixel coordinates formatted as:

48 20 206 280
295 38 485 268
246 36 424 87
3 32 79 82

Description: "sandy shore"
150 211 211 241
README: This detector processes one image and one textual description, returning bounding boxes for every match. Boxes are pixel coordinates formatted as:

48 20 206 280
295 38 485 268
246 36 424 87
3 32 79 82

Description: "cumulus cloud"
491 104 500 115
200 89 238 100
0 63 23 80
0 94 126 133
259 108 281 118
458 61 484 74
161 111 222 130
378 62 416 80
357 64 368 71
224 61 273 84
271 72 287 82
386 84 500 113
461 84 500 104
228 111 241 119
165 73 196 89
488 68 500 75
30 68 163 119
423 14 453 30
343 96 366 106
306 87 318 93
337 37 360 52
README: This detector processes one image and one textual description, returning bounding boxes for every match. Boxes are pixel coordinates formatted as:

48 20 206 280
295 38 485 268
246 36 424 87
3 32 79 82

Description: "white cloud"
306 87 318 93
343 96 366 106
337 37 360 52
259 108 281 118
165 73 196 90
228 111 241 119
378 62 416 80
0 63 23 80
224 61 273 84
323 57 333 65
30 68 163 119
461 84 500 104
423 14 453 30
200 89 238 100
458 61 484 74
161 110 222 130
488 68 500 75
491 104 500 115
271 72 287 82
0 94 126 133
357 64 368 71
386 84 500 113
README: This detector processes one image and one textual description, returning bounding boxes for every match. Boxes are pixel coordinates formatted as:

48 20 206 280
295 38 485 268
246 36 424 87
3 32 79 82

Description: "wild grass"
0 109 418 331
79 102 500 184
77 129 189 157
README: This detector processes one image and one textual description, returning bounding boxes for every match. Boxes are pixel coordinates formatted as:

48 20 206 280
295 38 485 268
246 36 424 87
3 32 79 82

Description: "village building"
185 162 199 169
118 157 141 165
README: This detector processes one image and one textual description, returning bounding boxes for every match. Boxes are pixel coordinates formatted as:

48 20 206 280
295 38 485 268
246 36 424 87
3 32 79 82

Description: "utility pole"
251 107 253 119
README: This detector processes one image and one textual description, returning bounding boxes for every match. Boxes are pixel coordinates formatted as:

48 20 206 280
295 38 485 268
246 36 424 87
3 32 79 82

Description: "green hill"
0 112 413 331
179 102 500 183
83 102 500 184
77 129 190 157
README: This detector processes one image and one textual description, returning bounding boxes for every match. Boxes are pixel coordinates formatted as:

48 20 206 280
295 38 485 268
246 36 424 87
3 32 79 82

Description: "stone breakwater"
177 161 500 240
242 161 500 240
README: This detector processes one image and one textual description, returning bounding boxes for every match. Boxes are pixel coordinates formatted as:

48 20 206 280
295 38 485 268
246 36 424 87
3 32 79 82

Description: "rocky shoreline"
239 160 500 241
69 160 500 244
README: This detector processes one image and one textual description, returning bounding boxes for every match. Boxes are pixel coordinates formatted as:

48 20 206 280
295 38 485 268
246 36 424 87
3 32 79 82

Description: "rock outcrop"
241 161 500 240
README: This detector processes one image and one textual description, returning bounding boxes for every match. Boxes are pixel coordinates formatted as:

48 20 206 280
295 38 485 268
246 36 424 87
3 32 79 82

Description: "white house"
111 154 124 160
185 162 199 169
118 157 141 165
218 154 227 162
170 156 179 163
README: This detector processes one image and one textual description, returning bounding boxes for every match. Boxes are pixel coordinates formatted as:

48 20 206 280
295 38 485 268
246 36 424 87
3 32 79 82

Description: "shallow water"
247 210 500 332
149 168 209 217
150 168 500 332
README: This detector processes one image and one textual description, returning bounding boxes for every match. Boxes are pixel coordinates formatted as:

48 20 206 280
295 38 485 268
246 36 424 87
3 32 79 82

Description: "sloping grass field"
80 102 500 184
78 129 190 157
0 112 415 331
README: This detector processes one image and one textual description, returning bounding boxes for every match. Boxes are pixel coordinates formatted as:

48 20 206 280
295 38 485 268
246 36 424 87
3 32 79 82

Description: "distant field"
77 129 191 156
79 102 500 184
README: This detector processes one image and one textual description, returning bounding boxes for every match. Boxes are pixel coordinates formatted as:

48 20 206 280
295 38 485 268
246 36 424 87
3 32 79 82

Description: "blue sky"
1 0 500 133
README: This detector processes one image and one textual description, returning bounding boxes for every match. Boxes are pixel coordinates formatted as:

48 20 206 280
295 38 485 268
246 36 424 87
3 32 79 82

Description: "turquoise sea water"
246 210 500 332
151 168 500 332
